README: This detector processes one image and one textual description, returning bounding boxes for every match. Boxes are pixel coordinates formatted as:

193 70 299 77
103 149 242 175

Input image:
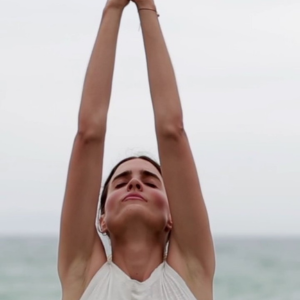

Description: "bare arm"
136 0 215 281
58 3 125 291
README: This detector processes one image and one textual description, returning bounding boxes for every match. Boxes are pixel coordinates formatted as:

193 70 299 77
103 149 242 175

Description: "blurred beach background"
1 0 300 299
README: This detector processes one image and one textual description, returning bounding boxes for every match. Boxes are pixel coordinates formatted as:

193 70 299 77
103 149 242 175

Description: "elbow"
156 118 185 140
77 117 107 143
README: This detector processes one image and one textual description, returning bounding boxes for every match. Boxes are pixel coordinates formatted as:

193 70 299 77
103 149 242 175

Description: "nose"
127 177 143 191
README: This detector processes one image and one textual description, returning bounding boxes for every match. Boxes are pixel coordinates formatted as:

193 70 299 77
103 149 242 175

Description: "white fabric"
80 260 197 300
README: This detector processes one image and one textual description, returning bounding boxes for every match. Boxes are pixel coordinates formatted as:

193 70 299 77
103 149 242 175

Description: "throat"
110 240 165 282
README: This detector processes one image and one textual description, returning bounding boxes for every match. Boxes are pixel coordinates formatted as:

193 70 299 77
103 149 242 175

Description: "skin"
58 0 215 299
100 158 173 280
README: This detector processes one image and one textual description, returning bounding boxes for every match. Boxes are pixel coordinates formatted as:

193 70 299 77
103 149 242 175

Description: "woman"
58 0 215 299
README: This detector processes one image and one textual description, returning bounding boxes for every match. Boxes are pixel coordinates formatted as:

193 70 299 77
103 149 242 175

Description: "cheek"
151 190 169 210
105 191 121 213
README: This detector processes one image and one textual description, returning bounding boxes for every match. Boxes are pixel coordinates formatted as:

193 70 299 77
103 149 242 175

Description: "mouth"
123 193 147 202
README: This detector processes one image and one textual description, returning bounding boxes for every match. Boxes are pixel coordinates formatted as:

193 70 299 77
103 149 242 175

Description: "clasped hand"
106 0 155 10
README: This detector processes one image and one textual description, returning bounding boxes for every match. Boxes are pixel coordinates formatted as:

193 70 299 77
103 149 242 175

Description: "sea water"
0 236 299 300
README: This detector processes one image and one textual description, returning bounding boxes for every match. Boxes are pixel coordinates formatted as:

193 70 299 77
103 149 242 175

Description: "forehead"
113 159 161 179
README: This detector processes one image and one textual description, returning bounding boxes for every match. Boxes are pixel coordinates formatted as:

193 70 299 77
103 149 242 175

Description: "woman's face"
100 159 172 237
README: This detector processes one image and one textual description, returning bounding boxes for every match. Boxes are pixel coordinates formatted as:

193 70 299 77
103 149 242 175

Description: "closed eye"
115 183 127 188
115 182 157 188
145 183 157 188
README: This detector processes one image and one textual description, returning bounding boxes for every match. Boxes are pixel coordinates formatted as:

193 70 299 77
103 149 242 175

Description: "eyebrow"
111 170 161 184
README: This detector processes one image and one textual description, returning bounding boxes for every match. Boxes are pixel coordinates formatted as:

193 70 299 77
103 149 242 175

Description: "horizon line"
0 233 299 239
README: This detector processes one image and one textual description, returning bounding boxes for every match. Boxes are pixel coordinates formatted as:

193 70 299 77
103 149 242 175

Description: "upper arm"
156 125 215 277
58 132 107 286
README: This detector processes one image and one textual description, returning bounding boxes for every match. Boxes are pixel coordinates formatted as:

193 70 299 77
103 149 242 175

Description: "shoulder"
62 258 110 300
166 247 214 300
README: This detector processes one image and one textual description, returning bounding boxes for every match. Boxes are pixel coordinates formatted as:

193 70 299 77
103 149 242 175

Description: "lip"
123 193 146 202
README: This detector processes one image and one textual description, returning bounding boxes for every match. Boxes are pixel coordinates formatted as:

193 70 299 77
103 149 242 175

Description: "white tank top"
79 260 197 300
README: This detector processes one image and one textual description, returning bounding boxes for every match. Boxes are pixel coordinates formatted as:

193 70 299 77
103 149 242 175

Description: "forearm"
78 4 124 136
138 3 183 130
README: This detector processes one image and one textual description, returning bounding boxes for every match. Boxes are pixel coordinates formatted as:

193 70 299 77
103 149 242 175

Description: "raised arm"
135 0 215 290
58 1 128 294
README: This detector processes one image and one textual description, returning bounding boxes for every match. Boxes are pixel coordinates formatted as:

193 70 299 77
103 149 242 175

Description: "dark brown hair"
99 155 161 215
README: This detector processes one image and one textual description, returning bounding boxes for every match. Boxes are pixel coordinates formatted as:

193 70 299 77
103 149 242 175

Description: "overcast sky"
0 0 299 236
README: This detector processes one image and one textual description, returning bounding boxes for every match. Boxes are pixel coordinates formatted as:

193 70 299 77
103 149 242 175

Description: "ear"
165 215 173 233
99 214 108 234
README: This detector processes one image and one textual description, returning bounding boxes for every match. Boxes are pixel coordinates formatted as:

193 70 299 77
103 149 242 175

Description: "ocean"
0 237 299 300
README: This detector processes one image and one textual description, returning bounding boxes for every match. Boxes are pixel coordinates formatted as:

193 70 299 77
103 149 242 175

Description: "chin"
121 205 165 225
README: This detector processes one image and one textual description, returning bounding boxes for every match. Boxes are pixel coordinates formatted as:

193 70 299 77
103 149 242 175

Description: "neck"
110 229 166 282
